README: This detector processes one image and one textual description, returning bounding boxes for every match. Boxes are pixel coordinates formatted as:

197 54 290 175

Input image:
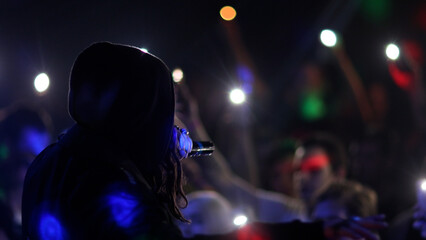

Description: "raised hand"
324 215 388 240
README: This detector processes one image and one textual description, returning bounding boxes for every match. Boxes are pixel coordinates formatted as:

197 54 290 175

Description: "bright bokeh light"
421 179 426 192
233 215 248 226
386 43 400 60
220 6 237 21
34 73 50 93
140 48 149 53
301 93 326 121
172 68 184 83
229 88 246 104
320 29 337 47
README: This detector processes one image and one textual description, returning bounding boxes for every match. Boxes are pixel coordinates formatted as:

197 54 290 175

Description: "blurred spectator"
262 138 298 198
0 104 52 240
293 132 347 207
176 191 237 238
175 82 307 223
175 81 387 240
349 79 423 219
311 180 378 220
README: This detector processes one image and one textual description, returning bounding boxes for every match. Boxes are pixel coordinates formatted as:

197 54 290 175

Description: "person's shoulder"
25 142 60 181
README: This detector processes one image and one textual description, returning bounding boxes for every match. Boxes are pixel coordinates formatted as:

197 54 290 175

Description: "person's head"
265 139 298 198
311 180 377 220
177 191 236 237
68 42 188 221
293 132 347 204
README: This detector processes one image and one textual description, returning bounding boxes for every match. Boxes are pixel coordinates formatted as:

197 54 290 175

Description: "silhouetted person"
22 42 188 239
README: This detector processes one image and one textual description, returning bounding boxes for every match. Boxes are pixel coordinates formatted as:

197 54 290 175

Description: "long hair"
151 150 189 222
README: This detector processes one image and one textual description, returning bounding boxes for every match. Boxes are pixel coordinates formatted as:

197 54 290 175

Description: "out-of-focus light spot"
421 179 426 191
388 62 412 89
237 65 254 94
295 147 306 160
39 214 64 240
220 6 237 21
34 73 50 93
233 215 248 226
140 48 149 53
300 93 326 121
229 88 246 105
361 0 390 23
107 192 139 228
172 68 184 83
236 225 264 240
386 43 400 60
320 29 337 47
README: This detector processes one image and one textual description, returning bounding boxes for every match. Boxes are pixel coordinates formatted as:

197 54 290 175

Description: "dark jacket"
22 125 183 240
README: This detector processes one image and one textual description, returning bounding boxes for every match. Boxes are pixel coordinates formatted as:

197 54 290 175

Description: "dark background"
1 0 426 218
1 0 423 131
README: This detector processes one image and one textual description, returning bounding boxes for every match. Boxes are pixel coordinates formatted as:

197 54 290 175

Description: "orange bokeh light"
220 6 237 21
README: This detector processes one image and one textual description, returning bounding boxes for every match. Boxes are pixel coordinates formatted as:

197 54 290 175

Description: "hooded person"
21 42 190 240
